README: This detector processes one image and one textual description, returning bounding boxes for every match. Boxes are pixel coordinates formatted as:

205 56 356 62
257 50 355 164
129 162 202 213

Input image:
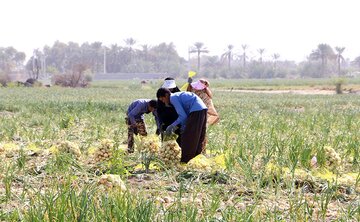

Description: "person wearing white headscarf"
157 77 181 143
161 77 180 93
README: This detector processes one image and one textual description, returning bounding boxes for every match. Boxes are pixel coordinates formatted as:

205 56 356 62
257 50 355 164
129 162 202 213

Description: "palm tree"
221 44 234 70
107 44 120 72
203 56 220 78
335 46 345 76
352 56 360 68
310 44 334 77
14 51 26 69
124 38 137 52
90 41 103 73
32 48 45 79
141 44 150 61
272 53 280 75
204 56 220 68
124 38 137 66
189 42 209 73
241 44 248 68
258 48 265 63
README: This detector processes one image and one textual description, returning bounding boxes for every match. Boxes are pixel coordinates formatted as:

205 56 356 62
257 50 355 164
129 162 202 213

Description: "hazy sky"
1 0 359 62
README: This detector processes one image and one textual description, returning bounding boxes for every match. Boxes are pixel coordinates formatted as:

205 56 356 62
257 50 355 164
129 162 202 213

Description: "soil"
218 89 360 95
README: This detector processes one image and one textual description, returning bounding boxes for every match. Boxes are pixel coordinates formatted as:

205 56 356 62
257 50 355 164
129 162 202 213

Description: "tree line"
1 39 360 79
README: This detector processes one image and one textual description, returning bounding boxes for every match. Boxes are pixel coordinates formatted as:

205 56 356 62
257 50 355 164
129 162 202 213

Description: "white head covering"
191 80 206 90
162 80 177 89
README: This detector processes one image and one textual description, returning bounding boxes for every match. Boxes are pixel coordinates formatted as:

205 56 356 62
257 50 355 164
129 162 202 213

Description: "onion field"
0 80 359 221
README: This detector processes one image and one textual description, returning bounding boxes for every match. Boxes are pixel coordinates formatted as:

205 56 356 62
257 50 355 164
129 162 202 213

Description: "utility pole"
103 47 106 74
44 56 46 78
42 55 46 77
32 50 36 75
188 46 191 72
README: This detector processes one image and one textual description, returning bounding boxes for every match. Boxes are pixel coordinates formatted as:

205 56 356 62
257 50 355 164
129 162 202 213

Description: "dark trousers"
126 118 147 152
180 109 207 163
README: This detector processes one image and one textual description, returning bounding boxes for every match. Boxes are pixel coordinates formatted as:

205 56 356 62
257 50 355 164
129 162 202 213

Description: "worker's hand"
165 125 176 135
187 77 193 84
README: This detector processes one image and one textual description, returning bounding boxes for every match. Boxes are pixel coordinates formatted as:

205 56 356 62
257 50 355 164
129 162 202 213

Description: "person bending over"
157 77 181 143
126 99 159 153
187 78 220 125
156 88 207 163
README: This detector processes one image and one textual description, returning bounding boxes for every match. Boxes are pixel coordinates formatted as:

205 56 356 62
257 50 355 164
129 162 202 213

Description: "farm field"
0 79 359 221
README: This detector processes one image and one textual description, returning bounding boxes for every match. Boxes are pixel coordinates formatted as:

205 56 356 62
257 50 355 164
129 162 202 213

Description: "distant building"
93 73 171 80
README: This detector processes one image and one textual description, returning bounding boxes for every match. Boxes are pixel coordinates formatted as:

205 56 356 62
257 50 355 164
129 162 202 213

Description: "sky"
1 0 359 63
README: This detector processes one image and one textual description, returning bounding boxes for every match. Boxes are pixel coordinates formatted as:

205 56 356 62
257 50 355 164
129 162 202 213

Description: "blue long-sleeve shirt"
127 99 160 129
169 92 207 130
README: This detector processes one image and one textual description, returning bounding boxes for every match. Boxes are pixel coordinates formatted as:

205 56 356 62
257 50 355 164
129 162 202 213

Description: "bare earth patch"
218 89 360 95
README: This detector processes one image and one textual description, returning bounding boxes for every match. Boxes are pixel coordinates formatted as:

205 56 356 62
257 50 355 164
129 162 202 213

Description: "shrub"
52 73 91 88
0 72 10 86
84 73 93 82
52 64 92 88
334 77 346 94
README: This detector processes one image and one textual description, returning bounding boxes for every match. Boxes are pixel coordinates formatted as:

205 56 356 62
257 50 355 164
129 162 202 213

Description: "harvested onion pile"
187 154 213 171
94 139 114 163
136 135 160 155
159 135 181 166
0 143 20 158
98 174 126 191
54 141 82 158
324 146 341 169
134 135 161 172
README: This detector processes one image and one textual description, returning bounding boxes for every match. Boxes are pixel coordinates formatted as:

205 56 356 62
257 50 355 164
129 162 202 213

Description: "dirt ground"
218 89 360 95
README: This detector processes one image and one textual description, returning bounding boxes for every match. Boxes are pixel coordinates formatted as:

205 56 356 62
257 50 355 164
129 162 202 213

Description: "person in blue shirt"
126 99 159 153
156 88 207 163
